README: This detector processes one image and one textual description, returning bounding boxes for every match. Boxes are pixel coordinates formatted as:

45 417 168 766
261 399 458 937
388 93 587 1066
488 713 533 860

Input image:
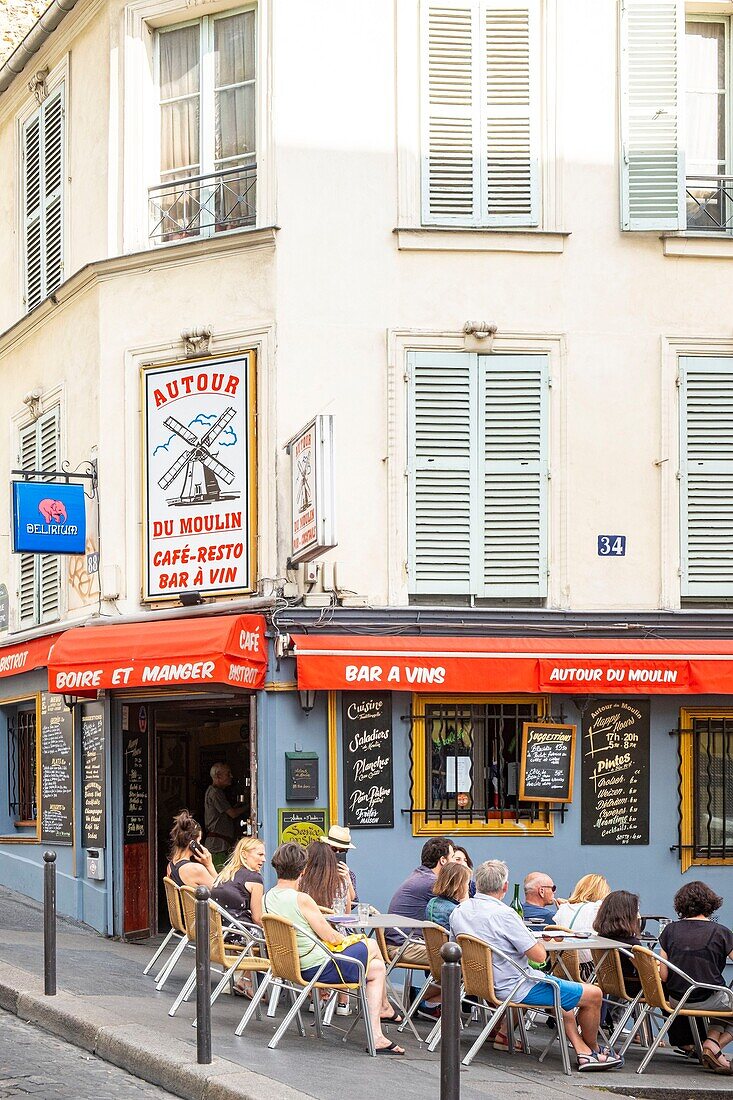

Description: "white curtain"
214 11 256 166
160 24 201 178
685 21 725 177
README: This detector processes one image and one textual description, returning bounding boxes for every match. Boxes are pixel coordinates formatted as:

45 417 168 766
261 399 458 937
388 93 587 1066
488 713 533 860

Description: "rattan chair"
591 947 646 1049
457 934 572 1076
397 923 448 1039
146 877 189 990
236 913 376 1055
621 946 733 1074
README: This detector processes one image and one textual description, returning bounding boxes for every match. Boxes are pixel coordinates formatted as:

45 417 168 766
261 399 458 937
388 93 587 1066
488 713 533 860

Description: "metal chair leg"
361 982 376 1056
235 972 272 1036
636 1005 681 1074
462 1004 506 1066
397 972 432 1033
168 969 197 1017
144 928 177 975
269 982 315 1049
267 980 282 1017
155 936 189 989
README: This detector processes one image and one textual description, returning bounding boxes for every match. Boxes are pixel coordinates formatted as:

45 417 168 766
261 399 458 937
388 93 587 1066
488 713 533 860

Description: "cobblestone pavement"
0 1010 177 1099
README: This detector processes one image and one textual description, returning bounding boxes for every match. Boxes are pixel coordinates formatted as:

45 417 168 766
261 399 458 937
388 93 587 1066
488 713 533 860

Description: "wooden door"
123 707 151 937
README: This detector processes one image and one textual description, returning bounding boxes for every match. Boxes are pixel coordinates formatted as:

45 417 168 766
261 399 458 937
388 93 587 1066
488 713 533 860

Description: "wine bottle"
510 883 524 919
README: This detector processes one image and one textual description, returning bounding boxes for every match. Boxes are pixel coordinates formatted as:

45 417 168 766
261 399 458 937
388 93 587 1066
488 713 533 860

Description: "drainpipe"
0 0 81 96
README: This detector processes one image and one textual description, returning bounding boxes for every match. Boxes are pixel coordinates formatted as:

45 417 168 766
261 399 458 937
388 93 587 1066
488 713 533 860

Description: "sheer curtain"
160 24 201 179
214 11 256 168
685 21 726 177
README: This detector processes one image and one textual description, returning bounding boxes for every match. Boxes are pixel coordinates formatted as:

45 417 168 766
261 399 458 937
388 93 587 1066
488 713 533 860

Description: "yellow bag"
331 932 367 953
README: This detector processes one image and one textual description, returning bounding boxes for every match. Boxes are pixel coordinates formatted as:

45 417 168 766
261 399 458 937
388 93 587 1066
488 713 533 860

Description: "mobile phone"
190 840 204 857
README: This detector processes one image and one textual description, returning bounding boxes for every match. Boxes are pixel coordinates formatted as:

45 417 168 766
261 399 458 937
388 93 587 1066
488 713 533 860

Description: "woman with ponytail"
167 809 217 889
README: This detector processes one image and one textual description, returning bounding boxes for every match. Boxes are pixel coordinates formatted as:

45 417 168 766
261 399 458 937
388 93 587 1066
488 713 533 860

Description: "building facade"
0 0 732 936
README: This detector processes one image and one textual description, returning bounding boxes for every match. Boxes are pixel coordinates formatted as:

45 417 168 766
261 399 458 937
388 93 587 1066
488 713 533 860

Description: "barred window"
693 715 733 859
7 707 37 826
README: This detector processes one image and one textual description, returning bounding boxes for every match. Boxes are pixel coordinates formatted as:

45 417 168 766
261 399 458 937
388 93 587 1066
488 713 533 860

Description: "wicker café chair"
146 877 189 990
590 947 646 1049
236 913 376 1055
621 946 733 1074
457 934 572 1076
397 923 448 1038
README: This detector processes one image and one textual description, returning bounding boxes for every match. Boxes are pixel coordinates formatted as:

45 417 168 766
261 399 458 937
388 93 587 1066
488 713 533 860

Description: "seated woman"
659 881 733 1074
211 837 266 927
426 862 471 931
299 838 354 913
167 809 217 889
593 889 642 993
554 874 611 972
264 842 405 1055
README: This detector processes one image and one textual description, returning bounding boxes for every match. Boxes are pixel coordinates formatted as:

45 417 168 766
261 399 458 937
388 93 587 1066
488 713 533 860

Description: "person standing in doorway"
204 762 242 872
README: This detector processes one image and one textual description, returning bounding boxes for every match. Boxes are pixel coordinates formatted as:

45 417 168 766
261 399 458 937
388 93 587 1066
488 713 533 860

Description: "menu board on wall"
342 693 394 828
40 692 74 845
581 699 650 845
519 722 576 803
81 707 106 848
123 730 148 842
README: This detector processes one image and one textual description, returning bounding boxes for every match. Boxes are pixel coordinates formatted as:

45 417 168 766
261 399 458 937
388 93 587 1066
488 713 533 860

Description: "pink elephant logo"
38 498 67 524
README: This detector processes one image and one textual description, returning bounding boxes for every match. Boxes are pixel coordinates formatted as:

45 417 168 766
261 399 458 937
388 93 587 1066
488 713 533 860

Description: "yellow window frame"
410 694 554 837
0 693 42 844
679 707 733 872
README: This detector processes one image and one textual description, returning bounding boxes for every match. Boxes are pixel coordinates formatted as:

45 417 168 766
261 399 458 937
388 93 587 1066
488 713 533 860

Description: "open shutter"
43 89 64 297
480 354 548 596
680 358 733 597
408 351 477 593
22 113 42 311
38 410 61 622
620 0 685 231
483 0 539 225
421 1 480 225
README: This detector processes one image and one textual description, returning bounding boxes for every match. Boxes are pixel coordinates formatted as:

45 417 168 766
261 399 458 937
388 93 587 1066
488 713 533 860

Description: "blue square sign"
12 481 86 555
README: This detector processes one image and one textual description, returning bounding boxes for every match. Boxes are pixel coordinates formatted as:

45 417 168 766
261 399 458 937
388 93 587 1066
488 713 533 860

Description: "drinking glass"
356 902 370 925
332 894 346 916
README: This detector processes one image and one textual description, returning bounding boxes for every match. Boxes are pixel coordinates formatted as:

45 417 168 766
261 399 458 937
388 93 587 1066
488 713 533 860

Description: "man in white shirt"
450 859 622 1072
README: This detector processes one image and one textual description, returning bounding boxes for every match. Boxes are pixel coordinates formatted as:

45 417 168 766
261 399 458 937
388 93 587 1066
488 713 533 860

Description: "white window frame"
121 0 273 254
684 13 733 231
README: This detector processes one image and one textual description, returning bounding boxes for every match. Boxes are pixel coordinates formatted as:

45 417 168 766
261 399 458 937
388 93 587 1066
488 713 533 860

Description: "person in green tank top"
264 842 405 1055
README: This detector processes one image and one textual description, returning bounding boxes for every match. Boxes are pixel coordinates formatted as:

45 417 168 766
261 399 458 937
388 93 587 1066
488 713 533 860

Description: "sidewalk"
1 886 732 1100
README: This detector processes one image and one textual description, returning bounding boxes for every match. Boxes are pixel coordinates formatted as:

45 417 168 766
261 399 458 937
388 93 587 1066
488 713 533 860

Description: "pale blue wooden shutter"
18 424 38 627
620 0 685 230
680 358 733 597
408 352 477 593
479 354 548 596
17 409 60 627
22 85 64 312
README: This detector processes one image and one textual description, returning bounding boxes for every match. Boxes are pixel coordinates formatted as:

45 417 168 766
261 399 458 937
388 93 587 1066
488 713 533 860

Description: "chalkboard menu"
81 707 106 848
342 693 394 828
581 699 650 845
40 692 74 845
123 730 148 842
519 722 576 803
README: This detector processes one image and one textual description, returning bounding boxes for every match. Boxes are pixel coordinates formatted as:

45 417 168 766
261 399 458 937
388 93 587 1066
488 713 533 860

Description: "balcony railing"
686 175 733 232
148 162 256 243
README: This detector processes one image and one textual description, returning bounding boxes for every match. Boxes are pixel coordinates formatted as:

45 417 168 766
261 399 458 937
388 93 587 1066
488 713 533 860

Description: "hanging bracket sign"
287 415 337 565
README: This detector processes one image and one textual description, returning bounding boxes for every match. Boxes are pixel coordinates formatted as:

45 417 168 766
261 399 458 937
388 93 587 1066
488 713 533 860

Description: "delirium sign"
12 481 86 555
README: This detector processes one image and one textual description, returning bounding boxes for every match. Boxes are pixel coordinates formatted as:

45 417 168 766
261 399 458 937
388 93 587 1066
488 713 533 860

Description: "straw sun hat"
320 825 356 851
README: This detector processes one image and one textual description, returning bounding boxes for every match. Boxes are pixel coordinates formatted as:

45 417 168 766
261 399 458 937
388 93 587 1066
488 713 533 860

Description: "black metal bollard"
195 886 212 1065
440 942 462 1100
43 851 57 996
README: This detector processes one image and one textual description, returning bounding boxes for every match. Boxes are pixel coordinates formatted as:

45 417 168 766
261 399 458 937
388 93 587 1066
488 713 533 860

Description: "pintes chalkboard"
342 693 394 828
581 699 650 845
40 692 74 845
519 722 576 803
123 730 148 842
81 707 106 848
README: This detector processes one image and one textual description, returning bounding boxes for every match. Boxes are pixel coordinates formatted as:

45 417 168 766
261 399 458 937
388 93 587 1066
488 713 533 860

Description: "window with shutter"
408 351 548 598
620 0 685 231
680 358 733 598
421 0 539 227
22 85 65 312
17 409 61 627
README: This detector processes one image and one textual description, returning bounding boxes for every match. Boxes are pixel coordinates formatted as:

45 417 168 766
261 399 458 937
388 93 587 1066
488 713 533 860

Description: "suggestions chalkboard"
342 693 394 828
123 731 148 842
581 699 650 845
40 692 74 846
519 722 576 803
81 708 106 848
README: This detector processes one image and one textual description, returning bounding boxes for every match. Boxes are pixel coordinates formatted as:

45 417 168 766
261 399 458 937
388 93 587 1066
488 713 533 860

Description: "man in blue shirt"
386 836 455 963
522 871 558 924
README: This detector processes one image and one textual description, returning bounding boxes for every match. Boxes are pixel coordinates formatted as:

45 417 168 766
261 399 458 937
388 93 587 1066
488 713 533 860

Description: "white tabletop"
535 934 630 952
327 913 432 930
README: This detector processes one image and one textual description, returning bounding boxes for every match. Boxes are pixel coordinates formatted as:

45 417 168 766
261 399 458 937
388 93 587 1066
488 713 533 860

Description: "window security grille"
7 710 37 823
693 715 733 859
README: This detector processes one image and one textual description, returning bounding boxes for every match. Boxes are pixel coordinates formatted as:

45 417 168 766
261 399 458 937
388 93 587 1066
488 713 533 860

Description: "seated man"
450 859 622 1072
385 836 455 967
522 871 558 924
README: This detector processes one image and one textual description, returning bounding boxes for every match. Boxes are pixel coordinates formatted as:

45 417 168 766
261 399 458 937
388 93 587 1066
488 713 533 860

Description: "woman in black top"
594 890 642 993
659 881 733 1074
167 809 217 889
211 836 266 926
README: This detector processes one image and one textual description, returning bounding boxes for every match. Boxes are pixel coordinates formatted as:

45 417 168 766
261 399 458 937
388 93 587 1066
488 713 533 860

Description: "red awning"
292 634 733 695
49 614 268 693
0 634 60 679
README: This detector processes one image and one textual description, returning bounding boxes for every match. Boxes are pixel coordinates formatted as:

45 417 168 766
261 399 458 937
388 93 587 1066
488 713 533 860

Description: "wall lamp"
62 694 80 712
298 689 317 716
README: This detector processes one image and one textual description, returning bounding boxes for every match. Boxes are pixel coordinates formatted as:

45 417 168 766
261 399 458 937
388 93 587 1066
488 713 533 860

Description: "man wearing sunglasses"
522 872 558 924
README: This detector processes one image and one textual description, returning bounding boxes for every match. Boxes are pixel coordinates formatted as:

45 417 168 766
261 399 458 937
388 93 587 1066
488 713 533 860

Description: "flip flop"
374 1040 406 1056
381 1010 404 1025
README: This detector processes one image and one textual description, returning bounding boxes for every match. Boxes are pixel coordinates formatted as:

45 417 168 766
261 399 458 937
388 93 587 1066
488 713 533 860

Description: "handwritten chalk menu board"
81 707 106 848
123 730 148 842
342 693 394 828
40 692 73 845
581 699 650 845
519 722 576 803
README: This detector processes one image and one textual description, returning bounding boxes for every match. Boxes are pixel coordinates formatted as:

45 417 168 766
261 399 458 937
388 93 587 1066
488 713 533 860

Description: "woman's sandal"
374 1040 405 1056
577 1050 623 1072
380 1009 404 1025
702 1041 733 1075
492 1033 525 1053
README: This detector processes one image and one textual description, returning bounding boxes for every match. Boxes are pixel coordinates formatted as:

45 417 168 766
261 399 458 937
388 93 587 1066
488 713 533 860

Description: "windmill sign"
142 353 256 600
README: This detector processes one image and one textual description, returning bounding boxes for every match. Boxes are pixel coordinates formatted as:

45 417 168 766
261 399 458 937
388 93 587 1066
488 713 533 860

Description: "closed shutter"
620 0 685 231
483 0 539 225
408 351 477 592
680 358 733 597
480 354 548 596
22 85 64 312
16 409 61 627
18 425 38 627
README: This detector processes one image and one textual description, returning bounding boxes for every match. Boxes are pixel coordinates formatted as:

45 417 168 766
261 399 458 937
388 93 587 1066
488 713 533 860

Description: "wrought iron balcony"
686 174 733 232
148 162 256 243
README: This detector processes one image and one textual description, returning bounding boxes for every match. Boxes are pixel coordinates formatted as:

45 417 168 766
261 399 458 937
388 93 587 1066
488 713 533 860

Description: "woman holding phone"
167 809 217 889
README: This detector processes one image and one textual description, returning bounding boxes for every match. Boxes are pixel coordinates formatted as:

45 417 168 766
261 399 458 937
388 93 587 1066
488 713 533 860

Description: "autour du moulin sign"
142 353 256 601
